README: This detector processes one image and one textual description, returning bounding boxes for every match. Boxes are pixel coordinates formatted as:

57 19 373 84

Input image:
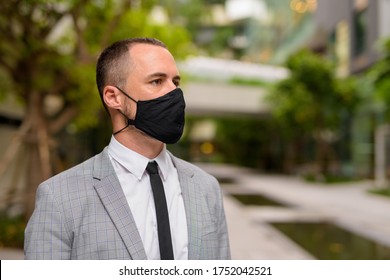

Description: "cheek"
123 101 137 119
131 105 137 119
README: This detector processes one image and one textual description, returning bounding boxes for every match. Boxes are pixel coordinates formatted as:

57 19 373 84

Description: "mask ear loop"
115 86 138 103
113 111 135 135
113 86 137 135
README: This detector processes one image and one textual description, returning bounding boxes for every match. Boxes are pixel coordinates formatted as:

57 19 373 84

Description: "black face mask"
114 86 186 144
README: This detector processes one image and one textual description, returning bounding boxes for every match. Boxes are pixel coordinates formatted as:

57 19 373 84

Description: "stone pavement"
2 163 390 260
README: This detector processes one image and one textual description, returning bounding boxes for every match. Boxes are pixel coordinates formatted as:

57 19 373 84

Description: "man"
24 37 231 260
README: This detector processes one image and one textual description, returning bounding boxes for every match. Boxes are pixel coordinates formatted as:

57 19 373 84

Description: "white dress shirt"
107 136 188 260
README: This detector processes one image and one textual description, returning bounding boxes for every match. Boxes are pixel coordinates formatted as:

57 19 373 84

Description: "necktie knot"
146 161 159 175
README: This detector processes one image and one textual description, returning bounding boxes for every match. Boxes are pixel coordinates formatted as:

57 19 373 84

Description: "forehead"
128 43 178 72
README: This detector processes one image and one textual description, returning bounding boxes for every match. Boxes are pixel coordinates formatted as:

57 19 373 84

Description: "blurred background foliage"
266 49 360 177
371 39 390 121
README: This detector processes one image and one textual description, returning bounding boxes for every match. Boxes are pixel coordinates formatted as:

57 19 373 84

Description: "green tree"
371 38 390 121
266 49 360 178
159 0 238 57
0 0 192 219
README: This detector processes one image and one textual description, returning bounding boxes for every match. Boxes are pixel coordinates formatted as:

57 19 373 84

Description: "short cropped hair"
96 37 167 111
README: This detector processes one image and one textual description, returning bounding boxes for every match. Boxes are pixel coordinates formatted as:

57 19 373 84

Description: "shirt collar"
153 147 170 181
108 136 171 181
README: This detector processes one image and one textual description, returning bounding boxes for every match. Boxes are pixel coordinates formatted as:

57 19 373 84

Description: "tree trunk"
316 136 336 179
24 91 52 221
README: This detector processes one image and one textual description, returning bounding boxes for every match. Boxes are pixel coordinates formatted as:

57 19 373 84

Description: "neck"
113 128 164 159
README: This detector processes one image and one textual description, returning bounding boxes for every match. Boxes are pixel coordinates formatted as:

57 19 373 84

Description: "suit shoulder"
172 156 208 174
34 150 109 215
39 147 109 192
171 156 219 186
44 156 95 184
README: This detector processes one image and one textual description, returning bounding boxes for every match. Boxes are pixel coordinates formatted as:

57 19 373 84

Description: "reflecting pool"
272 222 390 260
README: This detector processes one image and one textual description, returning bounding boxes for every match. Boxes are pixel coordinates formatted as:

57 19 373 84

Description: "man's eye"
173 80 180 87
151 79 162 86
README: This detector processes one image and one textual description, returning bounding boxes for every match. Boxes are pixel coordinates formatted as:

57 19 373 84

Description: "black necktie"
146 161 174 260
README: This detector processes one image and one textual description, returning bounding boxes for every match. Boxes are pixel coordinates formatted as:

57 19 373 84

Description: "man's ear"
103 85 122 110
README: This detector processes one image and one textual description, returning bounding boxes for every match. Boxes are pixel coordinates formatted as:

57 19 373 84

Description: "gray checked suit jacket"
24 147 231 260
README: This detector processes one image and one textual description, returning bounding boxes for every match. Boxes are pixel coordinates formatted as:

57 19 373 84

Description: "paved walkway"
198 163 390 260
2 163 390 260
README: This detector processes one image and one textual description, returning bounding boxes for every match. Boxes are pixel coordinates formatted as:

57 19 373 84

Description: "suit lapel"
92 148 147 260
171 155 203 260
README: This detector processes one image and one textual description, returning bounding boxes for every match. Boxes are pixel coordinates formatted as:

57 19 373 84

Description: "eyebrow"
146 72 181 82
